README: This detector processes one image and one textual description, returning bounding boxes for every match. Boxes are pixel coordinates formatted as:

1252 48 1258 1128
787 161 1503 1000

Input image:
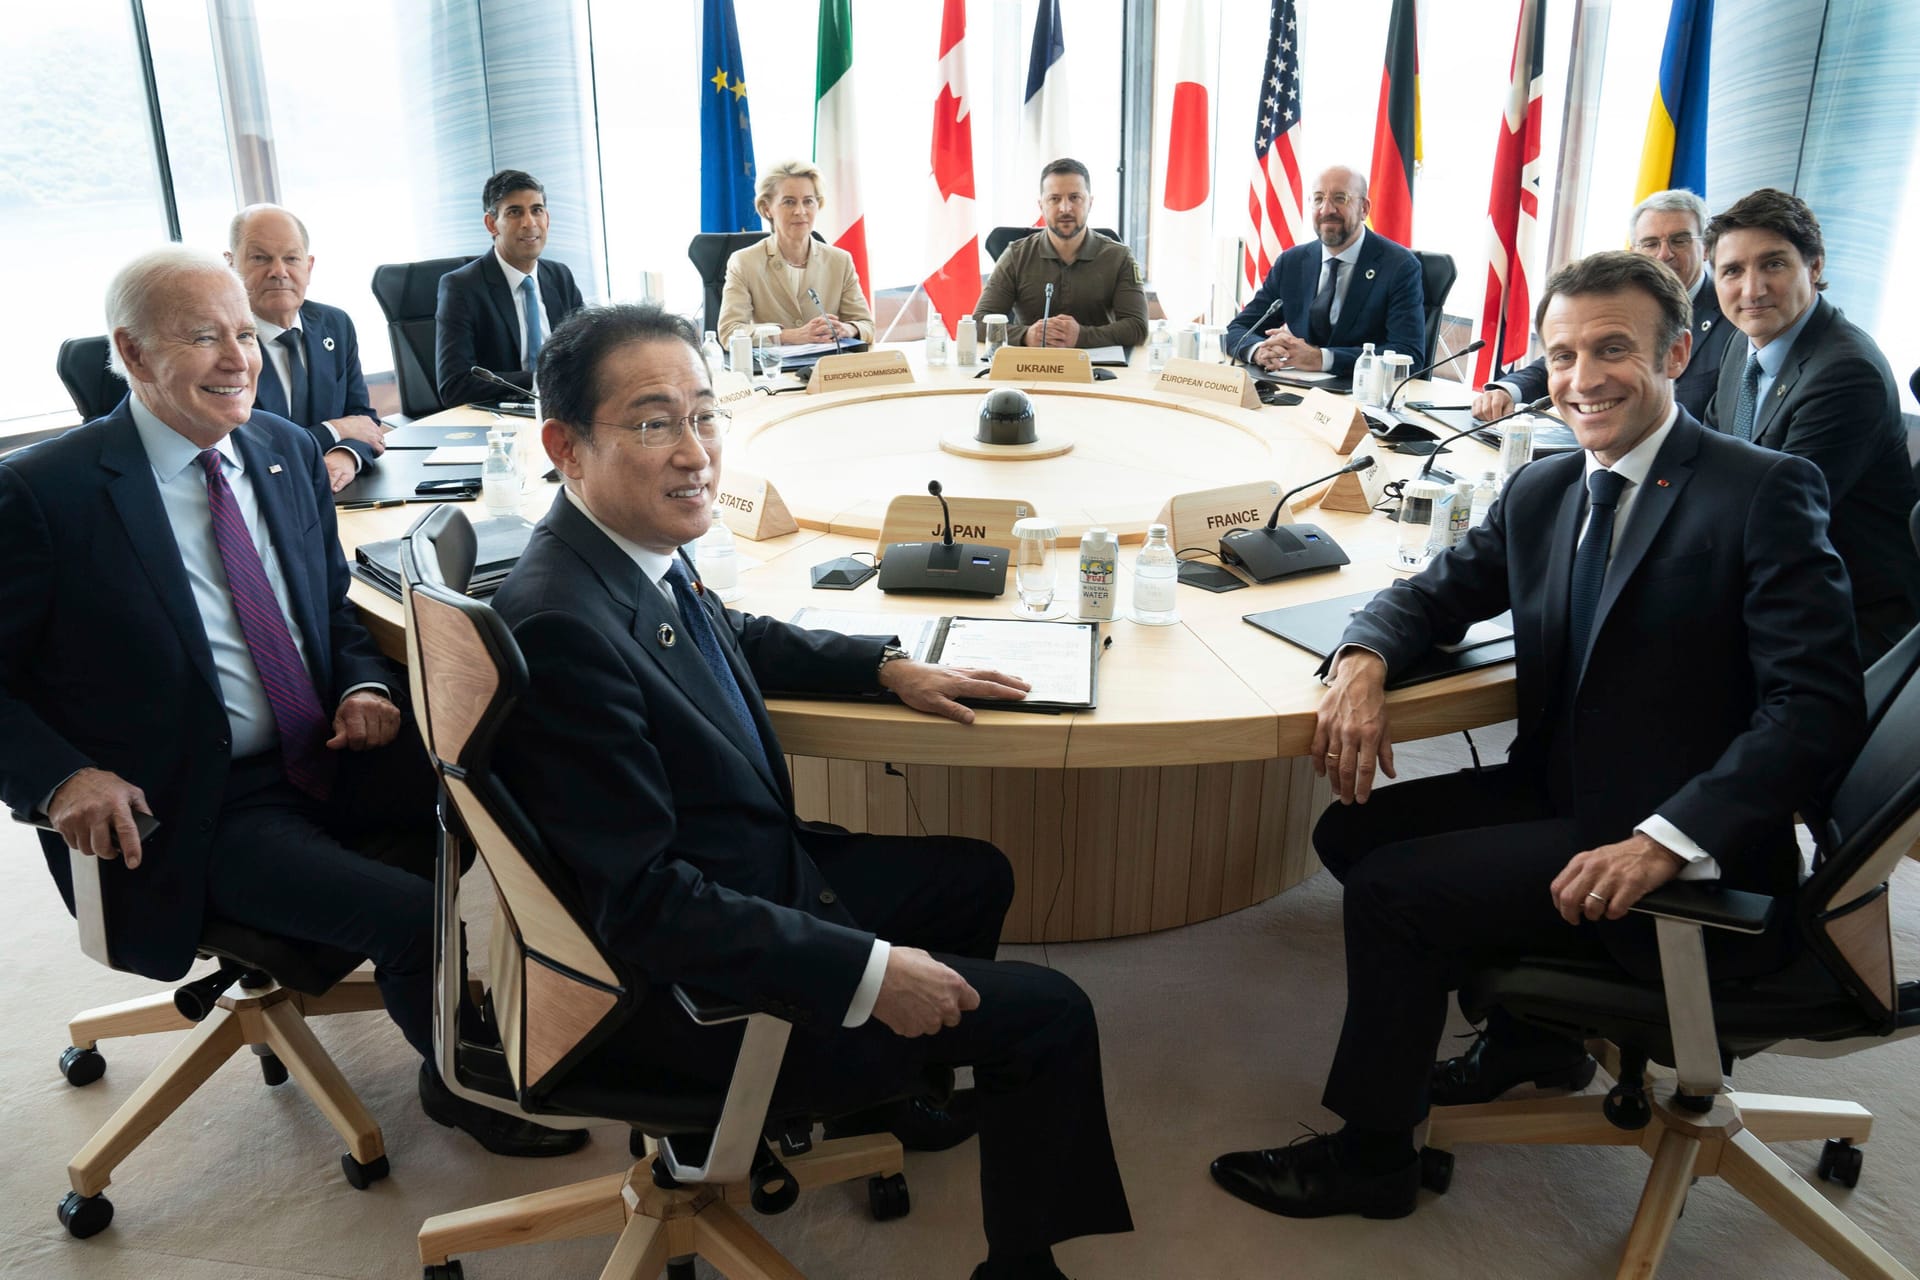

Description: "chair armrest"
1630 882 1775 935
673 983 757 1026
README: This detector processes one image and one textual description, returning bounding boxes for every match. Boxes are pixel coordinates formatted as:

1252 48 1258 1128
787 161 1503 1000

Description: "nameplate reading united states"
713 466 797 541
1152 357 1261 408
987 346 1094 384
808 349 914 394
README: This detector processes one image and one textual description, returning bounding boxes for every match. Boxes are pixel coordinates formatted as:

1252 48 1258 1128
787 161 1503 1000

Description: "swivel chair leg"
1615 1127 1699 1278
255 999 385 1166
1719 1129 1915 1280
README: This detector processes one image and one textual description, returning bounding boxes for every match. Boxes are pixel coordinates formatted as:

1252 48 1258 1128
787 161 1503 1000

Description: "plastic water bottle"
1471 470 1499 526
956 315 978 366
702 329 725 370
482 430 518 518
694 507 742 602
1352 343 1380 407
1499 414 1535 485
926 309 949 367
1132 523 1179 625
728 329 752 375
1076 526 1118 622
1148 322 1172 372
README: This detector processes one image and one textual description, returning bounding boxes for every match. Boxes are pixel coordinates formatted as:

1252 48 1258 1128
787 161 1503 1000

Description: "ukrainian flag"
1635 0 1713 202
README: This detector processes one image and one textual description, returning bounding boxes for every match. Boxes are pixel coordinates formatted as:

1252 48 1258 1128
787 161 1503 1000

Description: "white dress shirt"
253 314 360 472
495 251 543 367
1315 227 1369 332
561 487 891 1026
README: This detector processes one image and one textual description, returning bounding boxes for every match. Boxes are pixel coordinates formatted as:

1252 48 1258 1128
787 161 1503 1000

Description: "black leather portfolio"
1244 588 1515 688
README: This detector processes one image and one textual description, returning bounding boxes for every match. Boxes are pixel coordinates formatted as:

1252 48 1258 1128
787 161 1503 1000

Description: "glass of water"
1011 517 1062 618
753 324 783 387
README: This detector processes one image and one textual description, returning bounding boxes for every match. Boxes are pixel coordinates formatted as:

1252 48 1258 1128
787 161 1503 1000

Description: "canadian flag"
1156 0 1214 323
923 0 980 336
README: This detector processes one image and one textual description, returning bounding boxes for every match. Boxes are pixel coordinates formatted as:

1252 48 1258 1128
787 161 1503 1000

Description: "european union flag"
701 0 758 232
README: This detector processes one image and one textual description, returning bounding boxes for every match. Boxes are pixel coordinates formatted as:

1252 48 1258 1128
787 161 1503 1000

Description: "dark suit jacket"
434 253 585 407
253 298 379 467
491 493 891 1028
1500 274 1735 419
1705 297 1920 656
1225 230 1425 377
1337 412 1864 968
0 402 390 980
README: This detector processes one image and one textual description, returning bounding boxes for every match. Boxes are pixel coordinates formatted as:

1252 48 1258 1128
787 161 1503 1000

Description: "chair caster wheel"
1603 1083 1652 1130
59 1046 106 1087
57 1190 113 1239
258 1051 289 1087
423 1262 465 1280
666 1259 697 1280
631 1128 650 1160
868 1171 911 1221
1419 1146 1454 1194
1818 1138 1863 1188
341 1152 390 1189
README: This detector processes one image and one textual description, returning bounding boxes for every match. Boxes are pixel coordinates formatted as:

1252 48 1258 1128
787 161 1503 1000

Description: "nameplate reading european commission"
807 349 914 394
1152 357 1261 408
987 347 1094 384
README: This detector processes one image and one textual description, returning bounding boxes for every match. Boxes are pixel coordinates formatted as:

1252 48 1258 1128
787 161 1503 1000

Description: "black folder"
350 515 535 601
1244 589 1515 688
334 448 482 506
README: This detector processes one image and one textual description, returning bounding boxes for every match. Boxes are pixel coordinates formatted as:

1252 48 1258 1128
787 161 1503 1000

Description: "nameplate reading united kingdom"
712 369 756 407
1152 357 1261 408
808 349 914 394
987 346 1094 384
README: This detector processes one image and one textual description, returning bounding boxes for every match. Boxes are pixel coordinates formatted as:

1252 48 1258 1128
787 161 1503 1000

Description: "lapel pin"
1775 387 1786 397
322 336 336 351
1364 268 1377 280
1656 478 1670 487
657 623 676 648
1701 320 1711 331
268 464 283 474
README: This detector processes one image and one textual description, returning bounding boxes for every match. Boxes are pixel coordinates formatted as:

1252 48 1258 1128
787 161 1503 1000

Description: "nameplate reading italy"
1152 357 1261 408
1293 387 1369 455
807 349 914 394
987 346 1094 384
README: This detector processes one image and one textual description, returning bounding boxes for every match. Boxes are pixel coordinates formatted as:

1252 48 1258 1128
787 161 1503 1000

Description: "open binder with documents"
784 608 1100 712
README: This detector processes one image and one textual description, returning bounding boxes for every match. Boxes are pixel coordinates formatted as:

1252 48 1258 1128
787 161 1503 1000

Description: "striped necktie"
1731 351 1762 442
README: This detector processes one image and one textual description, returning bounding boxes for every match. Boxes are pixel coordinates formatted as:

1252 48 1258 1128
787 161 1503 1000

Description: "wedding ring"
1586 891 1608 904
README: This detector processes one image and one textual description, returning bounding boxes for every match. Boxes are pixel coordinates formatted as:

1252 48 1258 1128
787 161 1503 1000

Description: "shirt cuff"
338 682 391 705
1489 378 1524 399
841 938 891 1028
1320 643 1387 686
325 421 343 443
326 443 364 475
1636 815 1721 881
42 771 86 820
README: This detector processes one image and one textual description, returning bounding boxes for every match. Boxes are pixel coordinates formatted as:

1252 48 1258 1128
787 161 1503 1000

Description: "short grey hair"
228 203 311 254
1628 189 1710 241
104 246 242 377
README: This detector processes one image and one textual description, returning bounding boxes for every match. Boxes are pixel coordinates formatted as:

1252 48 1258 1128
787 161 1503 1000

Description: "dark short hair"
537 304 703 440
1704 188 1827 291
1040 157 1091 189
1534 250 1692 354
483 169 545 216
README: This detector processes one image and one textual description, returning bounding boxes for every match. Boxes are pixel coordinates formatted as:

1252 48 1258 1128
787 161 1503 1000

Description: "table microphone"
876 479 1010 596
1384 338 1487 411
1415 398 1555 482
1037 282 1054 348
1218 455 1377 583
804 287 842 343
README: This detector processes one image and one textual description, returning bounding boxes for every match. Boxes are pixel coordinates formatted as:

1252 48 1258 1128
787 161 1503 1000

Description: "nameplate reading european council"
1152 357 1261 408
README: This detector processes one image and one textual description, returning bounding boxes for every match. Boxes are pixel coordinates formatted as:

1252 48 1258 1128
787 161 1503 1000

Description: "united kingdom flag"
1243 0 1308 291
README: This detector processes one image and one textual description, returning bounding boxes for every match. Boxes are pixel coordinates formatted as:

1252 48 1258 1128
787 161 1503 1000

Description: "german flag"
1636 0 1712 202
1368 0 1419 245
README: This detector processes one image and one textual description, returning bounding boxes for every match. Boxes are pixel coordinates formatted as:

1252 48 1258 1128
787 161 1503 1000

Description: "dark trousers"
592 832 1134 1256
203 726 440 1060
1312 766 1609 1130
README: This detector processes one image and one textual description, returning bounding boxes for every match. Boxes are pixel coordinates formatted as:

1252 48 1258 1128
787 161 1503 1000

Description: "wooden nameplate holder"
1318 457 1392 514
877 494 1038 556
713 466 797 541
711 369 756 408
808 349 914 393
1289 387 1369 455
1155 480 1288 555
987 347 1094 384
1153 358 1262 408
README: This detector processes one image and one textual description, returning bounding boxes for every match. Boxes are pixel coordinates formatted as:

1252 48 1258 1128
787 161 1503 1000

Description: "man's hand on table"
1024 315 1081 347
1310 649 1396 804
879 661 1031 725
1251 327 1324 373
871 945 980 1037
1550 833 1686 925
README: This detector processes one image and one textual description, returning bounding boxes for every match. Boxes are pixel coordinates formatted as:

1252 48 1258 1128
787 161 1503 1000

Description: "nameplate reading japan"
987 346 1094 384
1152 357 1261 408
807 349 914 394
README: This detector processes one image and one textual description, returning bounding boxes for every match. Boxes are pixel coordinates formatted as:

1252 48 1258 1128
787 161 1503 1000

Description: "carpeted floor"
2 727 1915 1280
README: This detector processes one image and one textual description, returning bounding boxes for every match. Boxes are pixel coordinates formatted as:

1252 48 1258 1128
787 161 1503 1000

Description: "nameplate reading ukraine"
987 346 1093 384
1152 357 1261 408
807 349 914 394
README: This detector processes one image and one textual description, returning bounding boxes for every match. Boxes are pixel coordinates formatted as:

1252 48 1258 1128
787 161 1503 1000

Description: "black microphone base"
877 541 1010 597
1218 524 1351 583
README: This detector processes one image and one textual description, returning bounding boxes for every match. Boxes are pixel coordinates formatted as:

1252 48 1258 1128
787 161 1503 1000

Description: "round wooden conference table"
340 350 1517 944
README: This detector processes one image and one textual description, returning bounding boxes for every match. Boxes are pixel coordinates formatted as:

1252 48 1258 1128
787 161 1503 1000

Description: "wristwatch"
876 643 912 682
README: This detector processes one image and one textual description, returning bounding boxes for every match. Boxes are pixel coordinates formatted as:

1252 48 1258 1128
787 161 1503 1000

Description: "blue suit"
0 402 435 1051
253 299 379 468
1225 230 1426 377
433 253 584 408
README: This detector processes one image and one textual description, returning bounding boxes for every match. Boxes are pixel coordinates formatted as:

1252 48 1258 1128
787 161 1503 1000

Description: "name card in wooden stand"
712 369 756 408
1318 457 1391 514
987 346 1094 384
877 494 1037 556
1152 357 1262 408
713 465 798 540
1294 387 1369 455
808 349 914 394
1155 480 1286 555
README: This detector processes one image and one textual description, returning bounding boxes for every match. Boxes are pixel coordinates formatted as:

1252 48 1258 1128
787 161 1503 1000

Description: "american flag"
1243 0 1307 291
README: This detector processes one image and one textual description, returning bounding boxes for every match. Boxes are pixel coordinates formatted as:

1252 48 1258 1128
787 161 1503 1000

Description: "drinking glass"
1011 517 1062 618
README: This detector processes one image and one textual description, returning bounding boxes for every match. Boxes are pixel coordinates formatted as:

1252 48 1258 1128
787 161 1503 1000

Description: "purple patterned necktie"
199 449 334 799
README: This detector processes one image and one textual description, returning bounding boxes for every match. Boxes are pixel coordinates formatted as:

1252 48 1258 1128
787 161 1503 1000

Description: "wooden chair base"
1427 1089 1914 1280
418 1135 904 1280
65 970 386 1199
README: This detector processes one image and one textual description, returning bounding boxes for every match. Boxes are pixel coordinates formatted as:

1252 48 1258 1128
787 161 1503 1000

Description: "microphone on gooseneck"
929 480 954 546
805 287 836 341
1038 282 1054 349
1384 339 1488 411
1266 455 1378 528
1417 397 1560 480
469 365 531 399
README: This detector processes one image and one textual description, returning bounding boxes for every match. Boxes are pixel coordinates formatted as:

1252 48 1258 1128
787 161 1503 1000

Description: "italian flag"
814 0 870 302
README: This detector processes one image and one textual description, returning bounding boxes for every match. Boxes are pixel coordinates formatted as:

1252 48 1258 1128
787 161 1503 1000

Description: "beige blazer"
717 237 874 346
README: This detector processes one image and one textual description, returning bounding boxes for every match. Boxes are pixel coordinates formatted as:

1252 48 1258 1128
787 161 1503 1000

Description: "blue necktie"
1569 468 1628 666
1731 351 1761 441
1308 258 1343 347
276 329 308 423
664 561 770 773
519 276 543 366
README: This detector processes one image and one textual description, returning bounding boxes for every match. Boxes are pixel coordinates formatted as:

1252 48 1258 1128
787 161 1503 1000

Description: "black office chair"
56 336 126 422
687 232 770 335
1410 250 1458 368
983 224 1121 261
400 507 911 1280
370 256 475 419
1424 655 1920 1278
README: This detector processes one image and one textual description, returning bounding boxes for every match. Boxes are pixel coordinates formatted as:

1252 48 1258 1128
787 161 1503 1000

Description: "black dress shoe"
1429 1029 1597 1107
418 1065 590 1158
968 1261 1071 1280
1210 1132 1418 1220
823 1089 979 1152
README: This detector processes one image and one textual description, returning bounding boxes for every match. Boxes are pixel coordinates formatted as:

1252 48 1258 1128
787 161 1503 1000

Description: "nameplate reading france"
1152 357 1261 408
987 346 1093 384
807 349 914 394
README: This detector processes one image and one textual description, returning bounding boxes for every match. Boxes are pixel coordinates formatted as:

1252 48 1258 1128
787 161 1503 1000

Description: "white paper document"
424 445 489 465
935 618 1096 706
790 608 944 660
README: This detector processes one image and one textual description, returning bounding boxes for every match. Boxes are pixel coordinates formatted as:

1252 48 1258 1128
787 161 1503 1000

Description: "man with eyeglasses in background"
486 304 1135 1280
1225 163 1426 377
1473 188 1736 422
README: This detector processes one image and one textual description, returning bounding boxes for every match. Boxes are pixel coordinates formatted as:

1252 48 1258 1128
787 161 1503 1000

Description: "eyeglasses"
1310 192 1359 209
1634 232 1696 252
594 409 731 450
